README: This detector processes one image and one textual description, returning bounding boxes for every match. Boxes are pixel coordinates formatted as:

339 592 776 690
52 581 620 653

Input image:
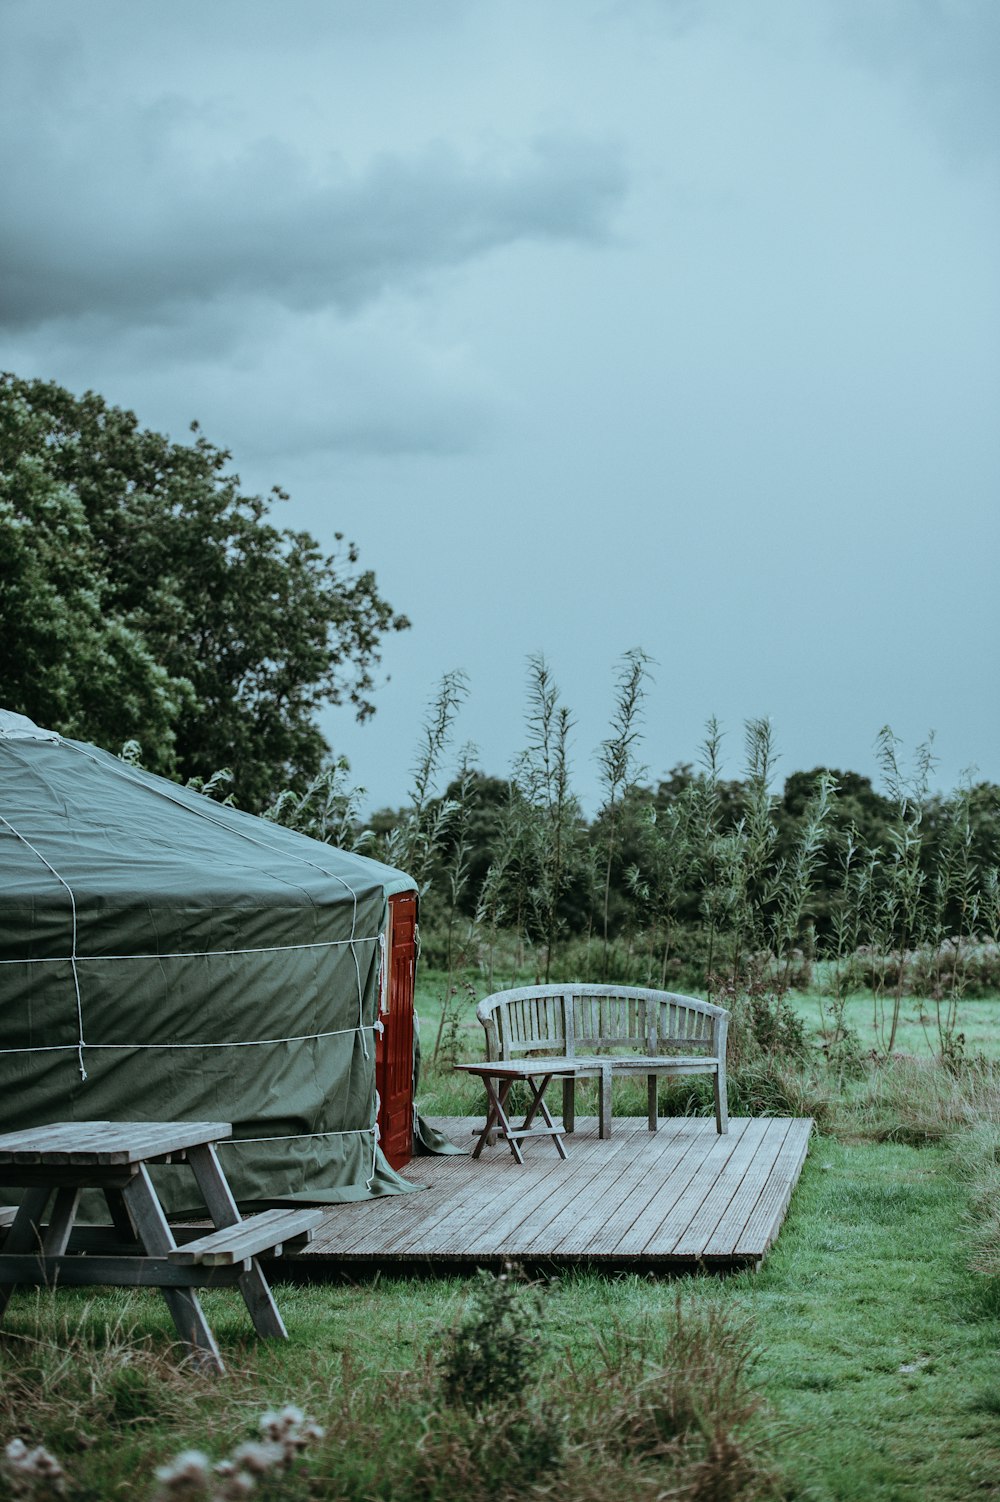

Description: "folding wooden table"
455 1060 575 1163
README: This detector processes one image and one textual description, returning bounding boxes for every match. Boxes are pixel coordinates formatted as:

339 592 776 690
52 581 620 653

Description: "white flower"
230 1441 283 1475
152 1449 212 1498
3 1439 67 1495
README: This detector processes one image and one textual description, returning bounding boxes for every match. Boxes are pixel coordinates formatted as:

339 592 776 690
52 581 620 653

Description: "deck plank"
607 1119 744 1256
547 1115 693 1255
731 1118 813 1259
486 1124 645 1257
293 1117 811 1270
668 1117 779 1257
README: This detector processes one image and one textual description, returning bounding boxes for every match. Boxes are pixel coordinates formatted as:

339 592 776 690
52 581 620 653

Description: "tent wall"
0 732 417 1210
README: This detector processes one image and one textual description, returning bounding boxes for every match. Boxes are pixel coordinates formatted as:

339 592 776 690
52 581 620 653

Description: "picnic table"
0 1121 321 1373
455 1060 574 1163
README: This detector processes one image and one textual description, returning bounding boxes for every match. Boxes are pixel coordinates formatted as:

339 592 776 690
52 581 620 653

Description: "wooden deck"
296 1115 812 1273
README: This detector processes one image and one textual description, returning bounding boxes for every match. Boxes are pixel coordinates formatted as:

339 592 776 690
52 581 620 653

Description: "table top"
0 1121 232 1167
455 1059 577 1079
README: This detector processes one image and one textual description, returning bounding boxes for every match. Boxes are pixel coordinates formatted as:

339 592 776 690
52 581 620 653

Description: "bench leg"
714 1070 729 1134
647 1074 658 1132
562 1076 576 1134
598 1066 612 1140
42 1188 80 1256
187 1144 288 1340
0 1188 52 1321
122 1165 225 1373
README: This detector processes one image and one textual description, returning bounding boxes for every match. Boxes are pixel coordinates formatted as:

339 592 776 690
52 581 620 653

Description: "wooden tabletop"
0 1121 232 1166
455 1060 577 1078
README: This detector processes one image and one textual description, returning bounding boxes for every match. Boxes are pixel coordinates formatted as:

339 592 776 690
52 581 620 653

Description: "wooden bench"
476 984 729 1139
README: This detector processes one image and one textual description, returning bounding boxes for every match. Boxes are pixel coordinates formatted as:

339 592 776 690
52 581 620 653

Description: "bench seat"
168 1208 322 1267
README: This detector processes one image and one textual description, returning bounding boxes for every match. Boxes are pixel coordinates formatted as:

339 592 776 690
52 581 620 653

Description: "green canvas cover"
0 712 418 1212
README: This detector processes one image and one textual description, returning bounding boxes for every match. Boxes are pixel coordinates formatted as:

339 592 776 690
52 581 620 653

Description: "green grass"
3 1138 999 1499
786 989 1000 1061
4 974 1000 1499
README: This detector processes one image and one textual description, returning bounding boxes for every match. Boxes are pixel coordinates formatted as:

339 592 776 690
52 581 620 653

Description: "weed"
437 1263 547 1411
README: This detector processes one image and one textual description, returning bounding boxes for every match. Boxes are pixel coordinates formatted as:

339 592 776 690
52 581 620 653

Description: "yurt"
0 710 420 1211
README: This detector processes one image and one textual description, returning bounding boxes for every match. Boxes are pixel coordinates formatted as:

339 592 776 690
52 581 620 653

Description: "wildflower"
230 1441 284 1475
210 1461 256 1501
257 1406 324 1461
152 1448 212 1499
3 1438 67 1497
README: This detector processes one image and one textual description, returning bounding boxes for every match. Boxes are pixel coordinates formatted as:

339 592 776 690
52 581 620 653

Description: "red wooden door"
375 890 416 1170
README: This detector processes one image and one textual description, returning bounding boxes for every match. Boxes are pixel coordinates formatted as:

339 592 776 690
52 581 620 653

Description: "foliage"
261 758 373 853
375 670 468 893
437 1264 547 1411
0 373 408 806
595 648 651 971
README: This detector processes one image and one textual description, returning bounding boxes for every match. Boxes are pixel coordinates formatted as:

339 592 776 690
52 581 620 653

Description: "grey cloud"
828 0 1000 162
0 125 627 330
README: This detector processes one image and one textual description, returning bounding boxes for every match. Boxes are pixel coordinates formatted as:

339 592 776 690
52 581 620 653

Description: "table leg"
187 1143 288 1341
42 1188 80 1255
472 1076 524 1164
648 1074 658 1132
523 1077 568 1161
122 1164 224 1374
103 1188 138 1243
0 1188 51 1321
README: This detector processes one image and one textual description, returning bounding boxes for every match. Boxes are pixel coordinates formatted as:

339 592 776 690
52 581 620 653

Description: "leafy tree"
512 655 588 980
0 374 408 806
595 648 650 973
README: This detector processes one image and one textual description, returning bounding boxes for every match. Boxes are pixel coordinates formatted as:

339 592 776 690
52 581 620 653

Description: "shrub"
437 1264 547 1412
574 1298 784 1501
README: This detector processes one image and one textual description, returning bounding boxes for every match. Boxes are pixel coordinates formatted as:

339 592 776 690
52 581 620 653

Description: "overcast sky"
3 0 998 811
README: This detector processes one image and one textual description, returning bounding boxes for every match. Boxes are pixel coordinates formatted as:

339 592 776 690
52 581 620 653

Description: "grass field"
3 977 1000 1500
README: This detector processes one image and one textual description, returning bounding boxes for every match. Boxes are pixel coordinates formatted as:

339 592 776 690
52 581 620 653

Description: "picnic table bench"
0 1121 321 1372
477 984 730 1140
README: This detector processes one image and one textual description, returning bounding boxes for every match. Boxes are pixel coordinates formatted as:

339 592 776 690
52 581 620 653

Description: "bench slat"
168 1208 322 1266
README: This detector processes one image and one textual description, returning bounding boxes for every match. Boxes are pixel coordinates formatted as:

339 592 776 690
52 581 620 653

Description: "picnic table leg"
647 1074 658 1132
0 1187 52 1321
42 1188 80 1255
122 1164 225 1374
103 1187 138 1243
186 1143 288 1341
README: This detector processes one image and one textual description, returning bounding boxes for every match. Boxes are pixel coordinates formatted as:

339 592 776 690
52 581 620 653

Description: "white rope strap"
0 814 87 1081
0 1022 380 1057
0 935 381 965
224 1126 378 1145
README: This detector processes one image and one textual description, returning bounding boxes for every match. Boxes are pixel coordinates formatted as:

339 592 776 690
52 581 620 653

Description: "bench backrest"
477 984 727 1062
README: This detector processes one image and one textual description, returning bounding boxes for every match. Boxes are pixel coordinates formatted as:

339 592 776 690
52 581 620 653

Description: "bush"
437 1264 547 1411
842 941 1000 1000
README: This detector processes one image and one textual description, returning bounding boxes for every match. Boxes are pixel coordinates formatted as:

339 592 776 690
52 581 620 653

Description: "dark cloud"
0 121 627 331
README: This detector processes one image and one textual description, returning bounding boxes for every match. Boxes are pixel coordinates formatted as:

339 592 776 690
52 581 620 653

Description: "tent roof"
0 713 415 913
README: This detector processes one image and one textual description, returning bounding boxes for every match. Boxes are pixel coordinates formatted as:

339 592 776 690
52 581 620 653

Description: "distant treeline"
265 663 1000 1058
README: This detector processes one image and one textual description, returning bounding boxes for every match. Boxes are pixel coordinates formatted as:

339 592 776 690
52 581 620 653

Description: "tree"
0 374 408 806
